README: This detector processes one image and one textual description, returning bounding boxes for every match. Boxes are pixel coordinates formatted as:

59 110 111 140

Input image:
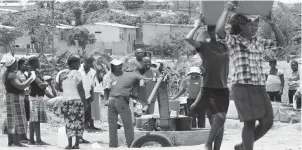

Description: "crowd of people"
0 2 300 150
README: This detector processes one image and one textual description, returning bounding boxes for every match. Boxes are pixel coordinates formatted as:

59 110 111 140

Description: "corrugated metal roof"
95 22 138 29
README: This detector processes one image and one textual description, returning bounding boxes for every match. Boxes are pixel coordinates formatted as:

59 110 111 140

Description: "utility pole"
52 0 55 71
188 0 191 19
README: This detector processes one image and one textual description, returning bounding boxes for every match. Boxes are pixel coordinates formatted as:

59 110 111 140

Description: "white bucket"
57 126 75 148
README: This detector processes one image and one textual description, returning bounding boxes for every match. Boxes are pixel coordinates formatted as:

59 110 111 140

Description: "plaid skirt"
29 96 48 123
232 84 274 122
6 93 27 134
53 99 84 137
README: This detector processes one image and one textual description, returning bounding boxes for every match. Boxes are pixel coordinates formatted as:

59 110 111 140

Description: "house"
0 0 36 11
0 23 74 54
81 22 138 55
141 23 205 46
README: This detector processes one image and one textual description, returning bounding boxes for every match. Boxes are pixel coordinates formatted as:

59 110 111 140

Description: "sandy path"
0 119 300 150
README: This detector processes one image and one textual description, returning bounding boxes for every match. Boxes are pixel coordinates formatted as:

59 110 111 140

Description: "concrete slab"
118 128 210 146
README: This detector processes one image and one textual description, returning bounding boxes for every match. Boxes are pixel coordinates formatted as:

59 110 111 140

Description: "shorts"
200 87 230 114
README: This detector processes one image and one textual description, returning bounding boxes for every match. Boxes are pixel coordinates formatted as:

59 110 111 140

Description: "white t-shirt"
78 64 96 99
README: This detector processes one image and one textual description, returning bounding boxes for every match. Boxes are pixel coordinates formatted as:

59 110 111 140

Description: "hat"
0 53 16 67
188 67 202 75
43 76 52 81
110 59 123 66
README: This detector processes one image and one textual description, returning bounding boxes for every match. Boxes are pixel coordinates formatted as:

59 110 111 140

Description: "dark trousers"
84 97 92 126
267 91 281 102
187 98 206 128
288 90 297 104
108 96 134 147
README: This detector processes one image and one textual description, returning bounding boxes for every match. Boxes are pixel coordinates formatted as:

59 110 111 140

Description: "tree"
17 9 57 53
0 13 19 27
66 27 96 55
0 27 23 54
83 0 108 14
146 33 194 59
108 1 126 10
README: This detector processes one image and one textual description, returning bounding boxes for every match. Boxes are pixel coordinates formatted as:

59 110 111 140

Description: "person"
78 55 99 131
140 57 161 114
44 76 57 100
265 59 284 102
185 14 230 150
91 66 104 123
127 48 145 72
1 55 35 147
293 85 301 109
288 60 300 105
54 56 86 149
16 58 30 142
216 2 286 150
28 56 50 145
107 70 148 148
103 59 124 129
172 67 205 128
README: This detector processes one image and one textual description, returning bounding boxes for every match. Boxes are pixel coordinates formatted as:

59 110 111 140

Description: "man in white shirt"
78 55 100 130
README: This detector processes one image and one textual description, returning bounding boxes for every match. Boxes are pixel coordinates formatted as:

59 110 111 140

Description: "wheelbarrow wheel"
130 133 173 148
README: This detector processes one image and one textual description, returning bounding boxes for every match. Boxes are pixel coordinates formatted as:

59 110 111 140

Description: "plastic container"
236 1 274 16
57 126 75 148
169 100 180 116
200 1 225 25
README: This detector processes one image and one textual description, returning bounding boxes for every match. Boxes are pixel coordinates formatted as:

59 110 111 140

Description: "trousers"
187 98 206 128
108 96 134 147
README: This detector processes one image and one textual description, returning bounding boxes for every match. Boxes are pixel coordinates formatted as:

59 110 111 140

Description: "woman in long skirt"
1 55 35 147
54 56 86 149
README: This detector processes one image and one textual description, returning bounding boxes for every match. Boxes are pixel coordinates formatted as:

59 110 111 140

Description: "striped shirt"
219 34 278 85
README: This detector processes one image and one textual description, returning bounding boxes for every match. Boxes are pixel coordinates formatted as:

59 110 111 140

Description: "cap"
43 76 52 81
188 67 202 75
110 59 123 66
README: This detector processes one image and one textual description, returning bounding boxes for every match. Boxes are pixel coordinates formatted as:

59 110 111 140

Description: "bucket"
176 116 192 131
236 1 274 16
57 126 72 148
279 105 294 123
200 1 225 25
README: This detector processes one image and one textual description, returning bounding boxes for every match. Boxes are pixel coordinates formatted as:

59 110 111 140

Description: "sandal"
72 145 80 149
65 146 73 149
10 143 27 147
28 140 36 145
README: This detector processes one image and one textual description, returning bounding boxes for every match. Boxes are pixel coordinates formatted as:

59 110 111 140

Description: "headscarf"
0 53 16 68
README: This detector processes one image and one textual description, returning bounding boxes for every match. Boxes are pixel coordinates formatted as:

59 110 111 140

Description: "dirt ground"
0 111 300 150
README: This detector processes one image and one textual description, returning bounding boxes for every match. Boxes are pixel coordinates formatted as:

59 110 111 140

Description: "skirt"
232 84 274 122
62 99 85 137
29 96 48 123
6 93 27 134
91 92 101 121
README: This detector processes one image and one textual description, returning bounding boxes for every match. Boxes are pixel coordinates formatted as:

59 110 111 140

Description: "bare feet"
28 140 36 145
10 143 27 147
65 145 73 149
72 145 80 149
204 143 212 150
234 143 244 150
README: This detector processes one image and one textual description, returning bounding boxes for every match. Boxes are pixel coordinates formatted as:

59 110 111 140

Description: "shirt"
78 64 96 99
288 71 300 90
219 34 278 86
197 42 229 88
266 70 283 92
181 77 203 99
103 72 119 90
127 58 142 72
109 72 145 97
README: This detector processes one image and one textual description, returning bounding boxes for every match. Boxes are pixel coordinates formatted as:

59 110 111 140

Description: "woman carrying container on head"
215 2 286 150
184 14 230 150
